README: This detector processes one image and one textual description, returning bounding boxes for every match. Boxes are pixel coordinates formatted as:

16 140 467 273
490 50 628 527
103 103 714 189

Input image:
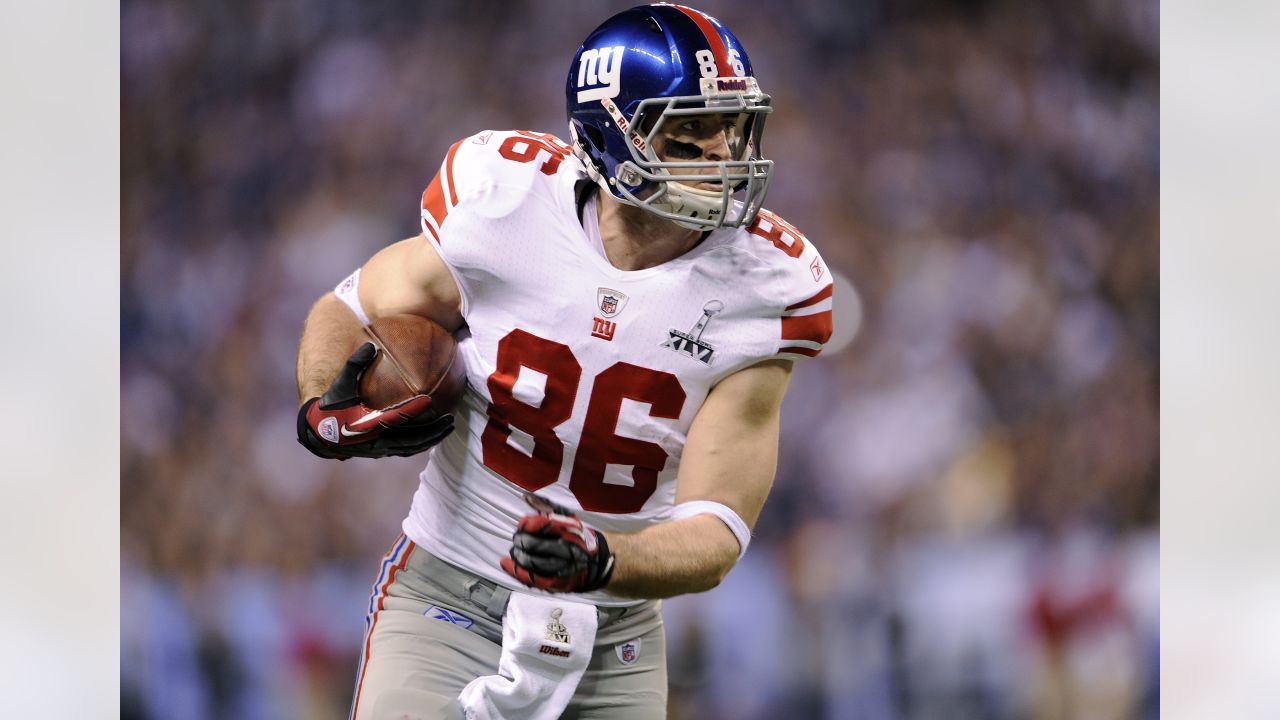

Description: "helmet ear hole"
583 124 606 154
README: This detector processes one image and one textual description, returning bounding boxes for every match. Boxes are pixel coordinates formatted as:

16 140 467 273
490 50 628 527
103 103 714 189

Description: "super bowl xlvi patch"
318 417 339 444
615 639 641 666
424 605 474 630
661 300 724 364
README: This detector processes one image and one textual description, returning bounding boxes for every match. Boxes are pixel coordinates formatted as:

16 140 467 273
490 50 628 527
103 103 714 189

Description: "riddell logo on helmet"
602 98 631 133
601 97 648 154
700 76 762 99
577 46 624 103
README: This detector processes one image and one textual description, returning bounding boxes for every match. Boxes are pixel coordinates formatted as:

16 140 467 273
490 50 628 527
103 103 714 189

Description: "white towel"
457 592 598 720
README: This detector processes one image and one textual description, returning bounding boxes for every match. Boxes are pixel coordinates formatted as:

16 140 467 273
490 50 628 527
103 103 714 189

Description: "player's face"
653 112 749 190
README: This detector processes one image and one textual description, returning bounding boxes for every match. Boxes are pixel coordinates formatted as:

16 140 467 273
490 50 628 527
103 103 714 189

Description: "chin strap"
650 181 729 230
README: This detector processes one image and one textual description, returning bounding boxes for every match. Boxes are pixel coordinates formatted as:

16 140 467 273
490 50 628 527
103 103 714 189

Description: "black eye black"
664 140 702 159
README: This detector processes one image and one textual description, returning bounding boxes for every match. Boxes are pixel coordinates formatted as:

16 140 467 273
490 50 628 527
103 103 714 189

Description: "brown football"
354 314 466 418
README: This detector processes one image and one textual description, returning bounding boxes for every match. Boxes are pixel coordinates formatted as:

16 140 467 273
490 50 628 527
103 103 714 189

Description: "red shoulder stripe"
421 220 440 244
420 140 465 244
782 310 833 344
672 5 733 76
444 140 461 206
421 172 447 241
786 283 833 311
779 346 822 358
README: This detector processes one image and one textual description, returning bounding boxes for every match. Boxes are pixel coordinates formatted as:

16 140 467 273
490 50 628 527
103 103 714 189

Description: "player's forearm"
296 293 364 404
602 514 740 599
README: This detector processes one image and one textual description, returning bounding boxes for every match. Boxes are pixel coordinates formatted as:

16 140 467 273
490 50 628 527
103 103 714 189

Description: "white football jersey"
399 130 832 605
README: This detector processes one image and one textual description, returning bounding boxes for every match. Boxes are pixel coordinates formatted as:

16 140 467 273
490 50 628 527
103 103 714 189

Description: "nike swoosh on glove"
501 493 615 593
297 342 454 460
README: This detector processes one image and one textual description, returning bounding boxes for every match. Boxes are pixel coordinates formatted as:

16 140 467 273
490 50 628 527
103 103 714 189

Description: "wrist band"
334 268 371 326
670 500 752 559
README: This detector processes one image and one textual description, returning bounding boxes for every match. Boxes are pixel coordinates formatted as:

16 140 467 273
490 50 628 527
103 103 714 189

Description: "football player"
295 5 833 718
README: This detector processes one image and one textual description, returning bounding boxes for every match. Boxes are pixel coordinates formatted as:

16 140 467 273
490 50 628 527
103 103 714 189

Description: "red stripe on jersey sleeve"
444 140 461 206
672 4 733 76
779 346 822 358
785 283 833 311
421 219 440 244
782 311 833 344
420 140 465 244
421 173 447 240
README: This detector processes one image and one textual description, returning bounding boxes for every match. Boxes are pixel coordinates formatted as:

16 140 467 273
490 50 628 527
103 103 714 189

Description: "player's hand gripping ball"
502 493 615 593
354 314 466 411
297 342 452 460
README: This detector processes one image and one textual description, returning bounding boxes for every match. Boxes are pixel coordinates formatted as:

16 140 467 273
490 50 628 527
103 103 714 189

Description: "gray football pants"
350 535 667 720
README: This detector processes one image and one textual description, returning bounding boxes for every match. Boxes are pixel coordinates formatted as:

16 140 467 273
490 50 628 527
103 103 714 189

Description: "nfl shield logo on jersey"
615 639 641 666
597 287 628 318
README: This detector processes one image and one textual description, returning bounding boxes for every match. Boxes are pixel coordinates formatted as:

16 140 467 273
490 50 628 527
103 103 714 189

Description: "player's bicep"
357 235 464 332
675 359 794 528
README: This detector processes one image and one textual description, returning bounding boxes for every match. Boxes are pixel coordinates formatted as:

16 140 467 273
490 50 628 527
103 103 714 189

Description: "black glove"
297 342 454 460
501 493 615 593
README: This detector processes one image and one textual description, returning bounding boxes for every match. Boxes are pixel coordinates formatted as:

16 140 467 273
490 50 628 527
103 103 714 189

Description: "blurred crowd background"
121 0 1158 718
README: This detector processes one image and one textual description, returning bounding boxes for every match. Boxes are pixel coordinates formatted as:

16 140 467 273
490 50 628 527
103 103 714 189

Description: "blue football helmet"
566 4 773 230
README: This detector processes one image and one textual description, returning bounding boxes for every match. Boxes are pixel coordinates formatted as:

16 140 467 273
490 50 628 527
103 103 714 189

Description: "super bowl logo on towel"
539 607 574 659
662 300 724 364
545 608 570 643
615 639 641 666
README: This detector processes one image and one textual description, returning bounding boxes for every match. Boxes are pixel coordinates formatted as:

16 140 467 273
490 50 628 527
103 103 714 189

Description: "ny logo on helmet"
576 45 624 103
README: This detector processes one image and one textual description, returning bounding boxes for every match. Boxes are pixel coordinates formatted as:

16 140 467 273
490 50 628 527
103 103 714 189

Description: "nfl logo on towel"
615 639 640 666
